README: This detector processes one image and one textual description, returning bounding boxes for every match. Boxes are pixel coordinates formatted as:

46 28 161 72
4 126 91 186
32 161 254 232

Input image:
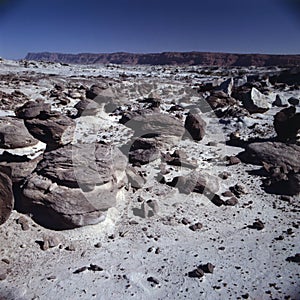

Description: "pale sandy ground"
0 60 299 300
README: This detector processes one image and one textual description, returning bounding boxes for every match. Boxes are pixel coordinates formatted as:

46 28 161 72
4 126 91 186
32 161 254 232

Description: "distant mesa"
24 51 300 67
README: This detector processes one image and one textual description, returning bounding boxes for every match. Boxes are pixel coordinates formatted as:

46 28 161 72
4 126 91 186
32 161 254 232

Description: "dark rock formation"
0 117 39 149
233 87 270 113
274 106 300 141
24 112 75 150
184 111 206 141
15 99 51 119
20 143 128 229
0 166 13 226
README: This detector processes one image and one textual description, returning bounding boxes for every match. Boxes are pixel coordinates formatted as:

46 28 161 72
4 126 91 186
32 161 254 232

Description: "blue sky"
0 0 299 59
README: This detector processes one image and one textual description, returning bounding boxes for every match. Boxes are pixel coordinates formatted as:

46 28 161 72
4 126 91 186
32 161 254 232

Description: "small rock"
73 266 88 274
181 218 190 225
65 244 76 251
227 156 241 165
16 216 29 231
189 222 203 231
0 271 7 281
219 171 231 180
200 262 215 273
188 267 204 278
288 96 299 106
147 276 159 285
230 184 247 197
224 197 239 206
248 219 264 230
222 191 234 197
94 242 102 248
286 253 300 263
88 264 103 272
42 235 61 250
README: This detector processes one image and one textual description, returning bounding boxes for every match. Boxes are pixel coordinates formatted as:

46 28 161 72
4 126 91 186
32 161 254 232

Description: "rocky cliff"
25 51 300 67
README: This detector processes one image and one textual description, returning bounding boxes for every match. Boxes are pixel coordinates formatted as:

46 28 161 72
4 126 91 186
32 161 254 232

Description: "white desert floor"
0 60 299 300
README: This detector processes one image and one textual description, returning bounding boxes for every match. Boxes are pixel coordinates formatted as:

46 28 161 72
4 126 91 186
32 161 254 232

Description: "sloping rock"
206 91 237 109
169 171 219 196
234 87 270 113
15 99 51 119
0 155 42 184
74 99 100 117
239 142 300 195
127 138 160 165
0 166 13 226
125 113 184 138
24 112 75 149
240 142 300 170
0 117 39 149
86 84 108 100
20 143 127 229
288 97 299 106
184 111 206 141
215 78 234 96
274 106 300 141
125 166 146 189
272 95 288 107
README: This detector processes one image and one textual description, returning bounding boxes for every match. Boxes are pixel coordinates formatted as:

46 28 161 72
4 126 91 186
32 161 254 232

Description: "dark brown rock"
224 197 239 206
184 112 206 141
0 117 38 149
24 112 75 150
0 166 13 226
86 84 108 99
274 106 300 141
74 99 100 117
20 143 127 229
15 99 51 119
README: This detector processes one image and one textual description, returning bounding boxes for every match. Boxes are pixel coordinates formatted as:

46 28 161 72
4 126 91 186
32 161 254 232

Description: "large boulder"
127 138 161 165
240 142 300 170
15 99 51 119
24 112 75 150
206 91 237 110
0 166 13 226
184 111 206 141
20 143 127 229
126 113 184 137
168 171 220 197
274 106 300 141
0 155 42 184
74 99 100 118
239 142 300 195
86 83 108 100
0 117 39 149
234 87 271 113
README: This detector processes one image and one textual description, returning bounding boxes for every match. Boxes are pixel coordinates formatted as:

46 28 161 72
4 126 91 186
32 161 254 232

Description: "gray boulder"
25 112 75 149
20 143 127 229
15 99 51 119
235 87 271 113
74 99 100 117
0 117 39 149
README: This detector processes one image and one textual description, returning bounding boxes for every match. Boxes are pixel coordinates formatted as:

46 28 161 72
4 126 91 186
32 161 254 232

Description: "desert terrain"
0 57 299 300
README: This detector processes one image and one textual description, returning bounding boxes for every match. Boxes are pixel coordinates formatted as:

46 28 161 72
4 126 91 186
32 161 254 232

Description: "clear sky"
0 0 299 59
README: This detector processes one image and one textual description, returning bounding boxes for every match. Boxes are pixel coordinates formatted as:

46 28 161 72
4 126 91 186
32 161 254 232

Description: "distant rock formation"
25 51 300 66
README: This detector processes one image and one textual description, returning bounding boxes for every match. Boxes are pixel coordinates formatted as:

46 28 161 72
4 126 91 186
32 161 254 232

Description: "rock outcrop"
25 52 300 67
20 143 128 229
